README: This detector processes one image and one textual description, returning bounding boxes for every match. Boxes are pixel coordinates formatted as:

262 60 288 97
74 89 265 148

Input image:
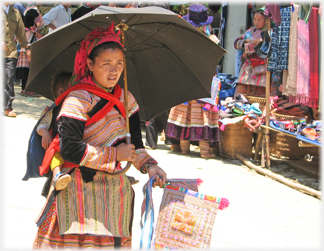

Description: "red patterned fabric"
308 7 319 108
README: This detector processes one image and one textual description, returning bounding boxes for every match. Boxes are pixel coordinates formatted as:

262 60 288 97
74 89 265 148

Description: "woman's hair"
88 42 124 63
51 71 72 99
253 9 266 17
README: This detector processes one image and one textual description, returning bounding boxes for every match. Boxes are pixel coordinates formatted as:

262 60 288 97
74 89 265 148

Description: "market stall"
217 3 321 165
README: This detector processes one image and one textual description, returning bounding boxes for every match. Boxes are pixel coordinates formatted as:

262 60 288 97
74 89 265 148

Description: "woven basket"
219 121 253 159
270 114 318 159
273 113 307 122
246 96 266 111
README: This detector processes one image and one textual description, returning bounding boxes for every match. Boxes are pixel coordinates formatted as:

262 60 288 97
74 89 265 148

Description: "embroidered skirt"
33 169 135 249
33 201 132 249
165 100 220 143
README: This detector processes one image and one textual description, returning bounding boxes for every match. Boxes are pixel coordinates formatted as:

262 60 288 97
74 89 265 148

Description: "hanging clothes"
298 3 313 23
267 6 291 72
295 14 310 106
308 7 319 108
285 4 298 98
277 6 291 70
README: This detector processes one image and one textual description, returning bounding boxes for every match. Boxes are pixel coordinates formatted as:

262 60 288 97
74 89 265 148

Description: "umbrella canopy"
26 6 227 121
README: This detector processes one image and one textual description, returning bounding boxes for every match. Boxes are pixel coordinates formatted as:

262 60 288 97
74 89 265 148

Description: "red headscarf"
71 22 124 86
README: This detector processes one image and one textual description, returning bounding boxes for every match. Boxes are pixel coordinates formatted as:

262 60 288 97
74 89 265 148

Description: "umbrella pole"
119 24 131 145
100 23 132 178
265 18 271 167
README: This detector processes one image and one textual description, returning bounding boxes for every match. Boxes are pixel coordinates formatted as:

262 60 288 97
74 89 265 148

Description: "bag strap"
140 175 160 250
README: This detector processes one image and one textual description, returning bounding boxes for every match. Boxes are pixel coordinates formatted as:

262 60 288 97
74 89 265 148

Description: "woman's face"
87 48 124 89
253 12 266 29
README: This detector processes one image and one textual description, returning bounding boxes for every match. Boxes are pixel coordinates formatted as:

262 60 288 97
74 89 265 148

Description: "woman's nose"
110 66 117 72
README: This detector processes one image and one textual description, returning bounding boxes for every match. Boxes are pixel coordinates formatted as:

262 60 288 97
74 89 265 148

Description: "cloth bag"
140 176 229 250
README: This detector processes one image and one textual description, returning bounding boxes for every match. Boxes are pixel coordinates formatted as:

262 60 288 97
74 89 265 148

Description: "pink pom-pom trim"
218 198 229 210
203 103 211 110
197 178 203 186
212 105 218 112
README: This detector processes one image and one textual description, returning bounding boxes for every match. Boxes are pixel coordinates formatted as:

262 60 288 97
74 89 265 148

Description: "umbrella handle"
104 133 132 177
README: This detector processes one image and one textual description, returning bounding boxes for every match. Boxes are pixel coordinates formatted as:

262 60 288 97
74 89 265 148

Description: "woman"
33 24 167 249
16 3 43 96
234 9 269 97
165 4 220 158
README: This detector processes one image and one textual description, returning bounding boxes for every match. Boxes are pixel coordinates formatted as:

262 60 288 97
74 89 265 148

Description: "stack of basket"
270 113 319 159
246 96 266 112
219 121 253 159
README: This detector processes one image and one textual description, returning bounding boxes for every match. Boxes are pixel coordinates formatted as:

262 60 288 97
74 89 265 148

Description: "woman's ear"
58 87 65 96
86 58 93 72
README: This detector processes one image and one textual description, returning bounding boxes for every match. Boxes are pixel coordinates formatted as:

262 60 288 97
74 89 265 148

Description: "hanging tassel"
212 105 218 112
197 178 203 186
203 103 211 110
218 198 230 210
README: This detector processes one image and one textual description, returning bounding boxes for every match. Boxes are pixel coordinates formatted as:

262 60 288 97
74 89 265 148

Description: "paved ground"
0 86 322 250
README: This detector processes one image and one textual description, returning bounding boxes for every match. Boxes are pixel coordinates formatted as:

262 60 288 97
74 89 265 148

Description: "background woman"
234 9 269 97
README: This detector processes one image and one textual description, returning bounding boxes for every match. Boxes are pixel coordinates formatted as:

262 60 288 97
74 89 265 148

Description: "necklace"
93 79 114 93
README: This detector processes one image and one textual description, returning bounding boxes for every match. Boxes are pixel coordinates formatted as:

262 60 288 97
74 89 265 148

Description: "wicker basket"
270 114 318 159
219 121 253 159
246 96 266 111
273 113 307 123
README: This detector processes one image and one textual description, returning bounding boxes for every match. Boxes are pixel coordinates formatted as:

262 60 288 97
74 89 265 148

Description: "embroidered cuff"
140 158 158 174
79 144 117 172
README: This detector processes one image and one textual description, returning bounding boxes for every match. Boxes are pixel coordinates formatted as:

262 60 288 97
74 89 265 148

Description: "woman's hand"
244 39 252 44
116 143 136 162
26 49 31 61
148 165 167 188
252 38 263 45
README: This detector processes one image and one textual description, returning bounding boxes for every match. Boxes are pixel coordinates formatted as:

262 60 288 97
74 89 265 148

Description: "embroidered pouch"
140 176 229 250
154 185 229 250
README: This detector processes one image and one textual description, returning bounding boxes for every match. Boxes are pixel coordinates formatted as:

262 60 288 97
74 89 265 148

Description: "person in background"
13 2 25 18
16 3 44 96
108 2 138 8
71 2 100 21
12 2 26 86
2 2 30 117
42 2 71 33
145 110 180 150
234 8 269 97
165 4 220 158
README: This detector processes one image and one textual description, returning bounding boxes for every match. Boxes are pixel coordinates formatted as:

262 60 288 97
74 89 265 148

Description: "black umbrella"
26 6 227 122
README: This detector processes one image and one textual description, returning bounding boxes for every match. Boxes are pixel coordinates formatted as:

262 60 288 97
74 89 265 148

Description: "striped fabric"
16 50 30 68
33 201 132 249
16 30 38 69
167 100 219 128
56 169 134 237
57 89 147 171
166 100 220 142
